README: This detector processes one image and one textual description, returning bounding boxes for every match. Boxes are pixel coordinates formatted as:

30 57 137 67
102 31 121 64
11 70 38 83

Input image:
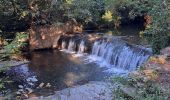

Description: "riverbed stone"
27 82 113 100
0 60 29 68
18 85 24 89
161 47 170 56
26 88 33 94
38 83 45 88
29 22 83 50
45 83 51 88
26 76 38 82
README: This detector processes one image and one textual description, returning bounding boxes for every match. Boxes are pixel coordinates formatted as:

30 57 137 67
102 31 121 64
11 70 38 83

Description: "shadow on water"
84 25 149 46
7 50 109 96
29 50 108 85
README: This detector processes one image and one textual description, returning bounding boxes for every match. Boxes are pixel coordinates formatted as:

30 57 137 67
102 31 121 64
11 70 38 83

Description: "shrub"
4 32 28 54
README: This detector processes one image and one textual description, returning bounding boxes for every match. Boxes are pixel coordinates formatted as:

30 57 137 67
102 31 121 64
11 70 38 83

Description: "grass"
112 76 170 100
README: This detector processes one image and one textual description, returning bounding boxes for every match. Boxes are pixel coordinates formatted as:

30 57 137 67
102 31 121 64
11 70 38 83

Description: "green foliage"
0 79 5 90
0 0 169 53
140 0 169 53
0 65 10 73
61 0 105 24
112 76 170 100
104 0 169 53
4 32 28 54
150 33 169 54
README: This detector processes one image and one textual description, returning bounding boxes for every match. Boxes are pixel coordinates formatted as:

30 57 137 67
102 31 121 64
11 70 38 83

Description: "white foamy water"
59 37 151 74
84 38 150 73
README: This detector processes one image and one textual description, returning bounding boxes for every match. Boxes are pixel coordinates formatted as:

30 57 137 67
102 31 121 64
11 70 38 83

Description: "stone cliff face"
29 22 83 50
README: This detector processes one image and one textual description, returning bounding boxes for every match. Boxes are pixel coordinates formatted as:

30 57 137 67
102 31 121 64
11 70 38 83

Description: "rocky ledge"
0 60 29 68
27 82 113 100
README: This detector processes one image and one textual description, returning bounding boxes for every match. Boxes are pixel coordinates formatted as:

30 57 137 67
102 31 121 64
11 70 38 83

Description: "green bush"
4 32 28 54
112 76 170 100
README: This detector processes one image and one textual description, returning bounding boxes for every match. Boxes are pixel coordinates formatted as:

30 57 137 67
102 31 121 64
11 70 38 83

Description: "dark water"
29 50 108 85
7 50 109 96
84 25 149 46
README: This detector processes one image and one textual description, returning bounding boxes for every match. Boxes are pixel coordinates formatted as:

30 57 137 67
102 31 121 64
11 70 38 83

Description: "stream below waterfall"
1 28 152 99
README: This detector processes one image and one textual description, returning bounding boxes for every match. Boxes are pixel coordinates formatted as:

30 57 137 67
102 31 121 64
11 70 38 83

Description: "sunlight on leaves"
102 10 113 22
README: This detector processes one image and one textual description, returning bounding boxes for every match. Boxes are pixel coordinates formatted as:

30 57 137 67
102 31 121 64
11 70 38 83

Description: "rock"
38 83 45 88
28 82 113 100
161 47 170 56
143 77 149 82
45 83 51 88
18 89 24 93
120 86 137 99
16 96 21 99
0 60 29 68
157 55 167 64
149 55 167 64
16 91 22 95
29 23 83 50
129 71 140 77
26 88 33 94
22 94 29 99
18 85 24 89
28 82 34 86
143 69 154 75
26 76 38 82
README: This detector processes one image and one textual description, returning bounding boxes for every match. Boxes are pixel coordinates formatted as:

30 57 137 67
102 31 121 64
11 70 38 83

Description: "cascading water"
78 40 86 54
68 39 76 52
87 38 151 72
61 40 67 50
59 35 151 73
60 37 86 54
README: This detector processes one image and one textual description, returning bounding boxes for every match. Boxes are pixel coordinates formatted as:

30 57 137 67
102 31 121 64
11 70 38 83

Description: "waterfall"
61 40 67 50
60 37 86 54
67 39 76 53
88 38 151 71
78 40 86 54
59 35 150 73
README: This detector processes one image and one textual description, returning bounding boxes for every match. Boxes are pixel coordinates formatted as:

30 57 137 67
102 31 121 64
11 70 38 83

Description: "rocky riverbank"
27 82 113 100
0 60 29 68
0 45 169 100
112 47 170 99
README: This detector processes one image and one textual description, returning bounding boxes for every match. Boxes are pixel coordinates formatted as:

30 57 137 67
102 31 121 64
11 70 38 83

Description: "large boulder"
29 22 83 50
161 47 170 56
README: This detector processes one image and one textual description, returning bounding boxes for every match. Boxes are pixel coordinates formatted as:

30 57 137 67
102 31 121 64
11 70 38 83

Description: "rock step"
27 82 113 100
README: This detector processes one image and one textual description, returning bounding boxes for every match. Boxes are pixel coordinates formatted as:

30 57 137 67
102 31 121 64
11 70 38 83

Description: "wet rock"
120 86 137 99
38 83 45 88
0 60 29 68
26 76 38 82
28 82 34 86
161 47 170 56
18 85 24 89
28 82 113 100
45 83 51 88
22 94 29 99
26 88 33 94
16 91 22 95
18 89 24 93
6 64 35 84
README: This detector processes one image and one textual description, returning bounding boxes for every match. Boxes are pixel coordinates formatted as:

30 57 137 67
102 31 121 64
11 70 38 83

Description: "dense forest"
0 0 170 99
0 0 169 54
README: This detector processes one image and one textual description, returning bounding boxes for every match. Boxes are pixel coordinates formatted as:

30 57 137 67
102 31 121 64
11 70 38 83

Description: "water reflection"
8 50 108 96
